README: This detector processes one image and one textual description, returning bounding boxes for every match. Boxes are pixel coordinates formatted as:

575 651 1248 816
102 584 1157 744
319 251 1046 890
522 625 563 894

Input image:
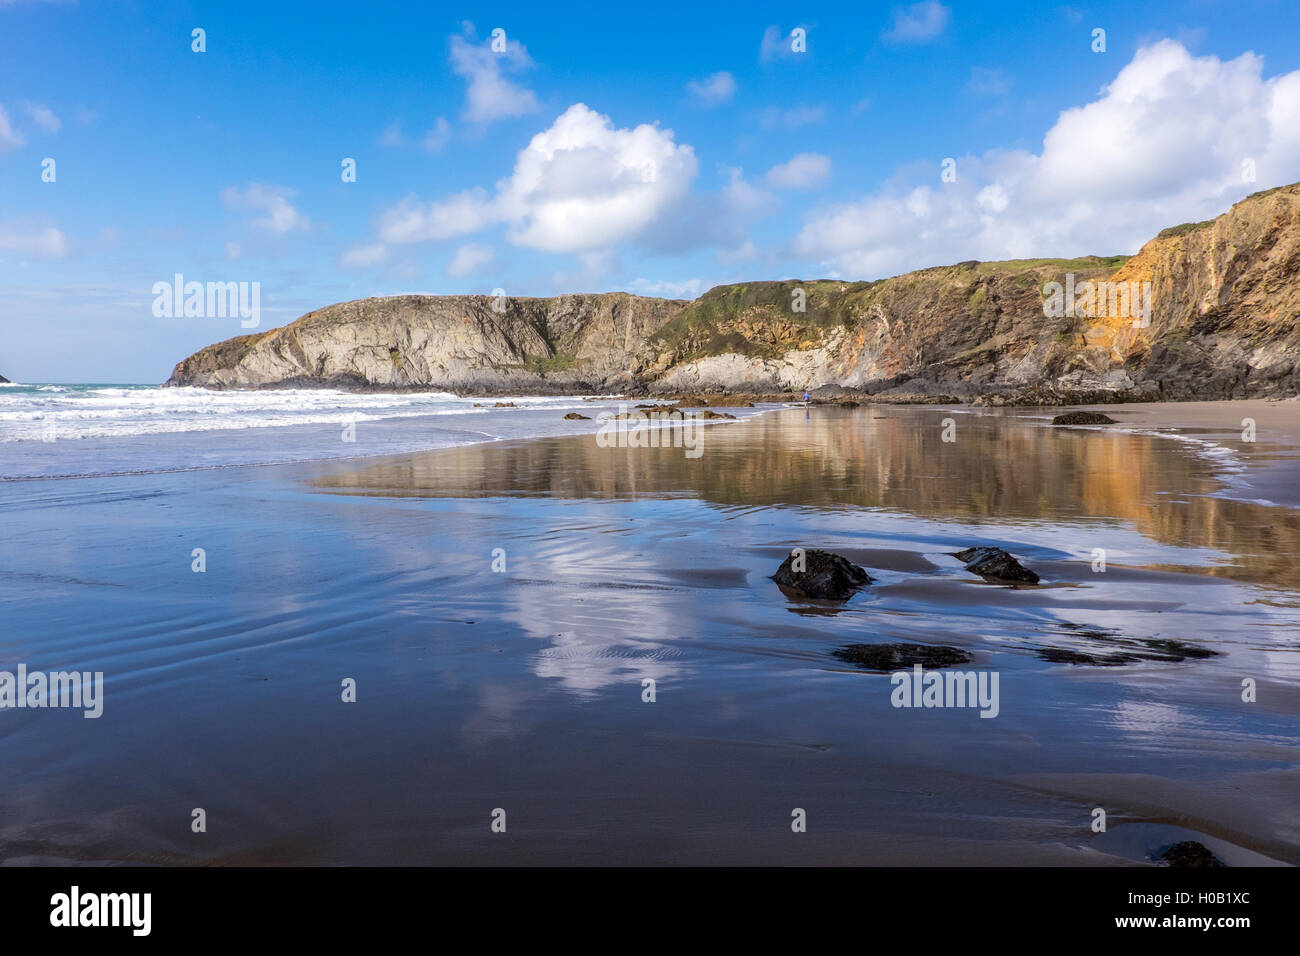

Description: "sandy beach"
1 399 1297 866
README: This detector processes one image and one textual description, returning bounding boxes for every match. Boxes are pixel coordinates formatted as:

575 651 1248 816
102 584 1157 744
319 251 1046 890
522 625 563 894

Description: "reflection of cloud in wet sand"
498 536 690 695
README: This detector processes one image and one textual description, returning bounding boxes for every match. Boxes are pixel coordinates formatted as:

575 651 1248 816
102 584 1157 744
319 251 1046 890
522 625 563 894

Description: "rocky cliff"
168 184 1300 401
166 293 686 394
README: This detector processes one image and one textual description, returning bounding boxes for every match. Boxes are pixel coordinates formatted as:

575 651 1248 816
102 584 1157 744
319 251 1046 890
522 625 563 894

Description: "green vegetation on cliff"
647 256 1129 366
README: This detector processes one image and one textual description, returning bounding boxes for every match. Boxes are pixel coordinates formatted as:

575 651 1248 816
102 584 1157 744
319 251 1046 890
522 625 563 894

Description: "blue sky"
2 0 1299 382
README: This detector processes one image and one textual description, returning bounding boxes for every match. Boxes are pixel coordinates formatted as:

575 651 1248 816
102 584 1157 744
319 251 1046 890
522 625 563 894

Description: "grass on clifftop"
966 255 1129 273
648 257 1129 362
1156 220 1215 240
648 280 876 361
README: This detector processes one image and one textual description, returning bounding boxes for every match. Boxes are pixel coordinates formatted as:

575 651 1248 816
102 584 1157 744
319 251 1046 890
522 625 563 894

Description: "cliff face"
166 293 686 393
167 184 1300 400
640 258 1127 397
1085 184 1300 399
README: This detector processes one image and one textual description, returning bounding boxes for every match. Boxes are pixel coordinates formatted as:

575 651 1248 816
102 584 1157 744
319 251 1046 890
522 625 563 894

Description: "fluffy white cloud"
765 153 830 189
24 102 59 132
379 103 698 254
0 222 67 257
444 242 494 278
450 27 539 125
686 71 737 106
883 3 951 44
0 105 26 151
793 40 1300 279
220 183 309 234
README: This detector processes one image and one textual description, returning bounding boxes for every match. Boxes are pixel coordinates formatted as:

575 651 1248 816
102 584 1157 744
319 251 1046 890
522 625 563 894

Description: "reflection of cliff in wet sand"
314 401 1300 590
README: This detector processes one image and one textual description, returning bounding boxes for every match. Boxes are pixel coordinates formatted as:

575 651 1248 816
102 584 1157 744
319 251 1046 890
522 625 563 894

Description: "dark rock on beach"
1037 648 1141 667
1052 411 1118 425
772 549 873 600
833 642 973 672
1037 624 1220 666
1160 841 1226 867
1037 636 1219 667
953 546 1040 584
1136 638 1219 661
562 412 591 420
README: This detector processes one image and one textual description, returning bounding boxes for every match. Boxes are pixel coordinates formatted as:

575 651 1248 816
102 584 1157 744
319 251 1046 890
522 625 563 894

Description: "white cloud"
378 103 698 255
0 222 67 257
24 102 59 132
220 183 309 235
758 104 826 129
444 242 494 278
976 184 1009 213
686 71 737 107
449 26 540 125
225 241 242 260
422 117 452 153
0 105 26 151
340 243 390 268
760 25 807 63
379 189 495 244
765 153 831 189
792 40 1300 279
884 2 951 44
379 122 404 147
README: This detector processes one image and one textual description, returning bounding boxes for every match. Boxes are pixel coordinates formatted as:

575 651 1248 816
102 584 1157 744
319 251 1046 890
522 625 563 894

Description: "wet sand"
1 402 1297 865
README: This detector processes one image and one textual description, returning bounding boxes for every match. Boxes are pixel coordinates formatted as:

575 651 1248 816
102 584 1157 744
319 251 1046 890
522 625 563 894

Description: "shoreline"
7 393 1297 513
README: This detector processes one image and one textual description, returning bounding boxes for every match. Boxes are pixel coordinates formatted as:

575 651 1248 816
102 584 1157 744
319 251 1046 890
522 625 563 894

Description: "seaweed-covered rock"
772 549 873 600
953 546 1040 584
1052 411 1117 425
833 643 972 672
1160 841 1226 867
